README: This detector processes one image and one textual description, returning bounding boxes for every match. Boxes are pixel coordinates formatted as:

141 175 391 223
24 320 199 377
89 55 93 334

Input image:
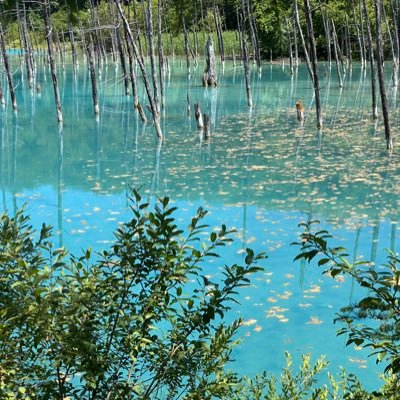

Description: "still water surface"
1 57 400 389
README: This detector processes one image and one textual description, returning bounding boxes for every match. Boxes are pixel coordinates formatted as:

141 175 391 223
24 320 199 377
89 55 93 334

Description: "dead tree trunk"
294 0 313 80
21 3 34 89
304 0 322 128
213 5 225 62
363 0 378 119
331 20 343 87
116 16 130 95
158 0 165 109
319 1 331 70
0 23 17 110
287 19 294 75
44 0 63 123
182 16 191 76
203 36 218 87
388 0 399 87
69 23 78 74
87 38 99 115
240 1 253 107
352 0 365 67
116 0 162 139
373 0 393 150
146 0 160 113
194 102 204 129
203 113 211 140
248 0 261 68
123 26 141 115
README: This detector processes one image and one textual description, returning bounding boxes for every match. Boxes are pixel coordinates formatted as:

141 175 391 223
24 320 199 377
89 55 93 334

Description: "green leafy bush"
0 190 265 399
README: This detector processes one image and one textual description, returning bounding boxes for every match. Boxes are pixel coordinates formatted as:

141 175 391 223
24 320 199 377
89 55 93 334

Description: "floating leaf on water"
241 319 257 326
305 285 321 293
306 316 323 325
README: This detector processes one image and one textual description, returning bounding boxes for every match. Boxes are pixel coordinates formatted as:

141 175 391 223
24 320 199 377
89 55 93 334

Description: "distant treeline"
0 0 397 60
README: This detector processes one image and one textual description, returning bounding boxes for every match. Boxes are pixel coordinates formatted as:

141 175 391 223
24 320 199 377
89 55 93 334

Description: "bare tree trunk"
21 2 34 89
332 20 343 87
304 0 322 128
373 0 393 150
69 23 78 74
203 113 211 140
158 0 165 109
319 0 331 70
116 0 162 139
359 0 367 67
248 0 261 68
389 0 399 87
194 102 204 129
116 16 130 95
363 0 378 119
294 0 313 80
0 23 17 110
345 16 352 68
182 16 191 76
44 0 63 123
352 0 365 67
146 0 160 112
213 5 225 62
240 1 253 107
123 23 141 116
287 19 294 75
203 35 218 86
87 38 99 115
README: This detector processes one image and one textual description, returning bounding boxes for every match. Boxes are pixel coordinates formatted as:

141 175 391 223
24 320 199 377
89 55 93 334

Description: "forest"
0 0 400 399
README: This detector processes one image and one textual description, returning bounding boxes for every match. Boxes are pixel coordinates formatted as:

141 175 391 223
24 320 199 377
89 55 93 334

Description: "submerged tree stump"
296 100 304 121
203 36 217 87
203 113 211 140
194 102 204 129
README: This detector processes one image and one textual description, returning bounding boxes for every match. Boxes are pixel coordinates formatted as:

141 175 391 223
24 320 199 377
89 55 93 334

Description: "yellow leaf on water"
306 316 323 325
241 319 257 326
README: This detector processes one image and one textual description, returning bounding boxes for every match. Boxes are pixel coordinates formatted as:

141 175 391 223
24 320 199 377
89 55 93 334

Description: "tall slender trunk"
182 15 191 76
44 0 63 123
69 23 78 74
158 0 165 110
116 0 162 139
249 0 261 68
363 0 378 118
352 0 365 67
294 0 313 80
345 16 352 67
146 0 160 112
373 0 393 150
22 2 34 89
213 5 225 62
304 0 322 128
0 23 17 110
116 17 130 95
332 20 343 87
87 37 99 115
287 19 294 75
240 1 253 107
319 1 331 70
389 0 399 86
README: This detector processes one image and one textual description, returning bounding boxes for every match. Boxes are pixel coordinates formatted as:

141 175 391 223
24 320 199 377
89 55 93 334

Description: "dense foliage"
0 191 268 398
0 0 396 58
0 193 400 398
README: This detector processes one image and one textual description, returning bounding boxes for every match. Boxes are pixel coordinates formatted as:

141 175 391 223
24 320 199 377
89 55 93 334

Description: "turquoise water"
1 56 400 389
